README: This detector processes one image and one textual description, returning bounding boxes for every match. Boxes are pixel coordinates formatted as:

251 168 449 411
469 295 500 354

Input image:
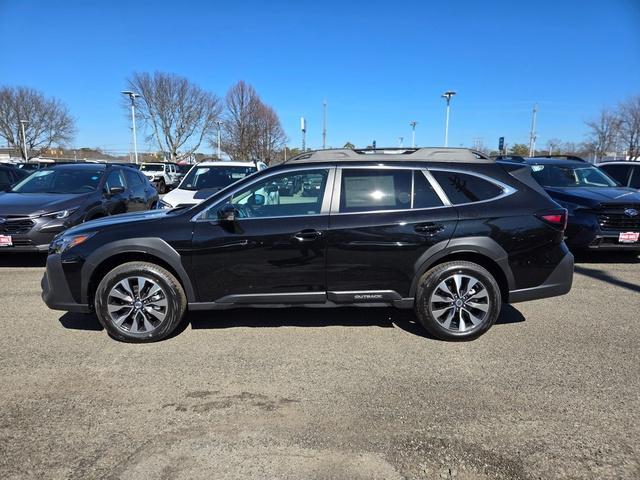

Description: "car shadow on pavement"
58 313 104 331
0 253 47 267
573 251 639 264
188 303 526 340
57 304 526 340
574 265 640 293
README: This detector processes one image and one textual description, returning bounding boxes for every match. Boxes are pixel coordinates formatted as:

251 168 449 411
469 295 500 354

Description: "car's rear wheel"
157 179 166 194
414 261 501 341
94 262 186 343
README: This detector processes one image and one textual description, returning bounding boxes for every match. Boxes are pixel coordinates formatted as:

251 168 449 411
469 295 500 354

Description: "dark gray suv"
0 163 158 252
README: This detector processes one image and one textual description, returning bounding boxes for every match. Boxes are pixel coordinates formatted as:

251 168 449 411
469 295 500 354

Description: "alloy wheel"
107 276 168 334
428 273 490 333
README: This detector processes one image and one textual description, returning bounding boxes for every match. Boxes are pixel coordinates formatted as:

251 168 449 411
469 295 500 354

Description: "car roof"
596 161 639 166
193 161 259 167
524 158 591 167
286 147 492 164
49 162 108 169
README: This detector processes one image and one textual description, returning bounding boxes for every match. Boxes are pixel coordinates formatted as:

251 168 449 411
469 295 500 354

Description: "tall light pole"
322 100 327 149
301 117 307 151
398 136 404 147
19 120 28 160
441 91 456 147
121 91 140 164
215 120 222 159
528 103 538 157
409 121 417 148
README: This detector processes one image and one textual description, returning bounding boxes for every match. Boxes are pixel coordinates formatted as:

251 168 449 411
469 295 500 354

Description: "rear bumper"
508 251 574 303
41 254 90 313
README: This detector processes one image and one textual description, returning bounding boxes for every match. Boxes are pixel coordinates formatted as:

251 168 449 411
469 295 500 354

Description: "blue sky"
1 0 639 154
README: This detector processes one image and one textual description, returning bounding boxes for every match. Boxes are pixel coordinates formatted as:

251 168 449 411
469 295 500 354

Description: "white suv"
140 163 181 193
159 160 266 209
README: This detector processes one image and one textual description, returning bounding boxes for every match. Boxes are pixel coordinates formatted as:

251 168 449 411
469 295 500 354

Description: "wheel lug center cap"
454 299 464 308
134 300 143 310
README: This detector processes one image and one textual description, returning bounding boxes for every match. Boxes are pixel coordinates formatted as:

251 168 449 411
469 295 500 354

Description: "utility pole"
300 117 307 151
322 100 327 149
215 120 222 159
19 120 28 160
441 91 456 147
398 136 404 147
528 103 538 157
121 91 140 164
409 121 417 148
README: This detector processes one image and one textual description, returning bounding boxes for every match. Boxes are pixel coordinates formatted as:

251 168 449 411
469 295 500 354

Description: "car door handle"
414 223 445 235
292 229 322 242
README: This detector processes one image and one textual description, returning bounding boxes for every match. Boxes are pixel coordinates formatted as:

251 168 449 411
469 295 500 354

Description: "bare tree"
618 96 640 160
220 81 261 161
546 137 562 155
127 72 222 162
218 81 286 163
252 103 287 164
585 109 621 160
0 86 75 159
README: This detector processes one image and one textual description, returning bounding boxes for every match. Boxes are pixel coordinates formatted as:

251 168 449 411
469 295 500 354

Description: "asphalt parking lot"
0 253 638 480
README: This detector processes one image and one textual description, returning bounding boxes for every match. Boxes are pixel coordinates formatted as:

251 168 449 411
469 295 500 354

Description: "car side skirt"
188 290 415 310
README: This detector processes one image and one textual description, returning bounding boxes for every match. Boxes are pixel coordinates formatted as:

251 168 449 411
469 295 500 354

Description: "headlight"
42 208 78 219
157 200 173 209
49 233 95 255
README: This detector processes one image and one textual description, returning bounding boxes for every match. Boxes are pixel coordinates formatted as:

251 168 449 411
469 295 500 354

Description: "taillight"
537 210 568 231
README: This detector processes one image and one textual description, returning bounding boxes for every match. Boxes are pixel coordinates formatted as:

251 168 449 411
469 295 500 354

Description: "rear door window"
430 171 503 204
600 164 631 186
340 169 412 213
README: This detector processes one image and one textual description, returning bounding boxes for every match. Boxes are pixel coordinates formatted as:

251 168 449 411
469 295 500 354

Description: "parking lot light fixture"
121 91 140 164
409 121 417 148
216 120 222 159
20 120 28 160
441 91 456 147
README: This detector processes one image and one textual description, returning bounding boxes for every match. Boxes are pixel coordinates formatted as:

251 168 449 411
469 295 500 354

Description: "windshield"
180 165 256 191
11 168 104 194
140 164 164 172
530 164 618 188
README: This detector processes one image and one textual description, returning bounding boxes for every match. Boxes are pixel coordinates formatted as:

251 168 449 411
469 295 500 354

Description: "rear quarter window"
431 171 503 204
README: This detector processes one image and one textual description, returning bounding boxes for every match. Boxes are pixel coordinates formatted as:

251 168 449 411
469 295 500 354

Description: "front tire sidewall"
95 263 185 343
415 263 501 341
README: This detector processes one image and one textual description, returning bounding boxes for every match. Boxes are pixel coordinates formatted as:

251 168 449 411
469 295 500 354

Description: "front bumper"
508 251 574 303
41 254 90 313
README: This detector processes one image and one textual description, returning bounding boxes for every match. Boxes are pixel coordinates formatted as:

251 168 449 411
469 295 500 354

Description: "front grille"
0 217 35 235
597 204 640 231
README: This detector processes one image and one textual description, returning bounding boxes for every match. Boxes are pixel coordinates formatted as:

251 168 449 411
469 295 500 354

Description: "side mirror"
252 193 266 206
108 186 125 196
217 203 237 222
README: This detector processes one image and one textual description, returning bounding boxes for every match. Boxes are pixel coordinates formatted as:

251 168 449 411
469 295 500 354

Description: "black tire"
94 261 186 343
414 261 501 341
157 179 166 194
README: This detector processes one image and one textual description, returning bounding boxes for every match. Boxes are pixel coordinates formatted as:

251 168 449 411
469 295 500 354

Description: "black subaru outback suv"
42 148 573 342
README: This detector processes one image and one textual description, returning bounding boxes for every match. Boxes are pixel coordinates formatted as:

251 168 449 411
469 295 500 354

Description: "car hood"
0 192 92 216
62 209 171 236
163 187 219 207
544 186 640 207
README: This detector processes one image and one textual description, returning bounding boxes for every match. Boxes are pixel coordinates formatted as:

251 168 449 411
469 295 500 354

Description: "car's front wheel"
414 261 501 341
94 262 186 342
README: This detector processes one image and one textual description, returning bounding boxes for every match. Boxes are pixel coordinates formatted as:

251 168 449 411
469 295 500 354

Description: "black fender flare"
409 236 516 297
80 238 196 304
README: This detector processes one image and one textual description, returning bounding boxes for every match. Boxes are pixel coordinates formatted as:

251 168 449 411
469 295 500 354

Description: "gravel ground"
0 252 638 480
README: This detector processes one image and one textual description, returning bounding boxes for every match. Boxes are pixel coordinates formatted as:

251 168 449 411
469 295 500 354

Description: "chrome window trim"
422 169 452 206
191 165 335 222
426 168 517 206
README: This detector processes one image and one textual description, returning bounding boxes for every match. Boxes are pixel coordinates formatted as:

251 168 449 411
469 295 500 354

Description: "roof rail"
491 154 526 163
529 154 587 162
286 147 492 164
